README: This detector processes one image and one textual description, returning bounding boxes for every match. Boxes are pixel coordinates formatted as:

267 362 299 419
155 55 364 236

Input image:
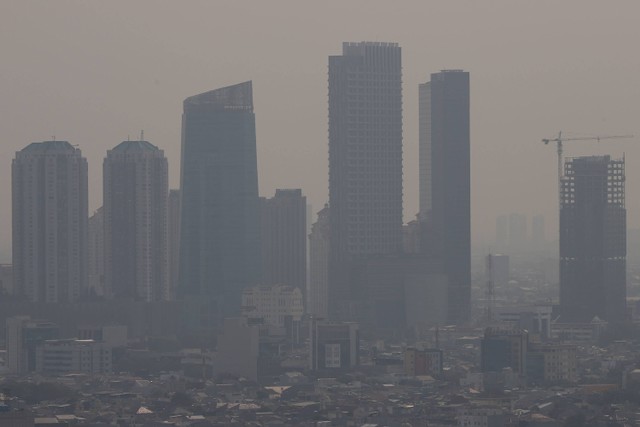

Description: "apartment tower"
103 140 169 301
12 141 88 303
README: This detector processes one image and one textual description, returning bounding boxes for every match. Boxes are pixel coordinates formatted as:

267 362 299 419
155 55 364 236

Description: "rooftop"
184 81 253 112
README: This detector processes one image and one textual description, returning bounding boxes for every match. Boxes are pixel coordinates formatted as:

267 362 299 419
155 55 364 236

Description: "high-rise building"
481 326 528 375
419 70 470 324
495 215 508 250
168 189 181 297
328 42 403 317
560 155 626 323
309 204 330 318
508 213 527 252
531 214 546 250
260 189 307 295
87 207 104 297
309 319 360 371
12 141 88 303
178 81 261 330
103 140 169 302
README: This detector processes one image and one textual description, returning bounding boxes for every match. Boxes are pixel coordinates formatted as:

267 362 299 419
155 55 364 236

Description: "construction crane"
542 132 633 205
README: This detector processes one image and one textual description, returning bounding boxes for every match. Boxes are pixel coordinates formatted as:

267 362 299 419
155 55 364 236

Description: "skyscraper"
168 189 180 298
508 213 527 253
419 70 471 324
103 140 169 301
531 214 546 250
260 189 307 295
309 204 330 318
87 207 105 297
12 141 88 303
328 42 403 317
178 81 261 330
560 155 626 323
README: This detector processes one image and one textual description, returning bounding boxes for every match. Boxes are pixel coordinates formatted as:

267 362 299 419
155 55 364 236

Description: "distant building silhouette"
495 215 508 250
309 204 330 318
328 42 403 318
168 189 180 298
87 207 105 297
560 155 626 323
531 214 546 250
12 141 88 303
178 81 261 333
260 189 307 299
508 213 527 253
103 140 169 302
420 70 471 324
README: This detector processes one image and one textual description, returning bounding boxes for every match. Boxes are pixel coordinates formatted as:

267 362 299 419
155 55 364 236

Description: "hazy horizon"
2 1 640 263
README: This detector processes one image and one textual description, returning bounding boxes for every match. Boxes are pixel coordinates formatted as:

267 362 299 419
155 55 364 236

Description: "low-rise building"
242 284 304 328
404 347 443 376
310 320 359 370
527 343 577 384
35 339 112 374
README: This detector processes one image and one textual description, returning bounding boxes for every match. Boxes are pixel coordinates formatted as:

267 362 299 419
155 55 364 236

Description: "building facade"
419 70 471 324
6 316 58 374
328 42 403 318
12 141 88 303
310 320 360 371
178 81 261 332
309 204 330 318
560 155 626 323
103 140 169 302
87 207 105 297
260 189 307 297
241 284 304 328
35 339 112 374
168 189 181 298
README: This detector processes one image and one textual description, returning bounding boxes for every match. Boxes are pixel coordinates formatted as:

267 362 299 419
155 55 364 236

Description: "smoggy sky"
1 1 640 263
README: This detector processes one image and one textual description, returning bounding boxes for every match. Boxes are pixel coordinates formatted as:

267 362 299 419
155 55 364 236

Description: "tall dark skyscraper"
419 70 470 324
560 155 626 323
178 81 261 330
260 189 307 295
168 189 180 299
328 42 403 318
103 140 169 301
12 141 88 303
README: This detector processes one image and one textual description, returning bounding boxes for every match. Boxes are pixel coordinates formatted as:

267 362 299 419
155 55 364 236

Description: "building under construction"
559 155 626 323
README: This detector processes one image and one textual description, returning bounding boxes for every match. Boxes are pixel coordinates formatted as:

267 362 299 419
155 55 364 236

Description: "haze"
1 0 640 263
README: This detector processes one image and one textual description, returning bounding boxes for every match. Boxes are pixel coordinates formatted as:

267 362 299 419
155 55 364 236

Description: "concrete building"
420 70 470 324
495 305 552 341
214 318 259 381
178 81 261 334
527 343 577 384
260 189 307 300
0 264 13 295
310 320 359 370
12 141 88 303
77 325 127 347
87 207 104 297
404 347 443 376
560 155 626 323
481 327 528 376
6 316 58 374
309 204 330 318
241 284 304 328
328 42 403 319
104 140 169 302
35 339 112 374
168 189 180 298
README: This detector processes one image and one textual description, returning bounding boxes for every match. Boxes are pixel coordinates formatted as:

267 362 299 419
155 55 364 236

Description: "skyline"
2 1 640 263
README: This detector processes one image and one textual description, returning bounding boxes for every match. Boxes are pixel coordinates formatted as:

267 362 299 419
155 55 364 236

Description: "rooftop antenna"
140 130 144 141
51 135 56 141
127 135 130 141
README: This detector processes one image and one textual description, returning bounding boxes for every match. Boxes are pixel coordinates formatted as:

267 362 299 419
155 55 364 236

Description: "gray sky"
2 1 640 262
